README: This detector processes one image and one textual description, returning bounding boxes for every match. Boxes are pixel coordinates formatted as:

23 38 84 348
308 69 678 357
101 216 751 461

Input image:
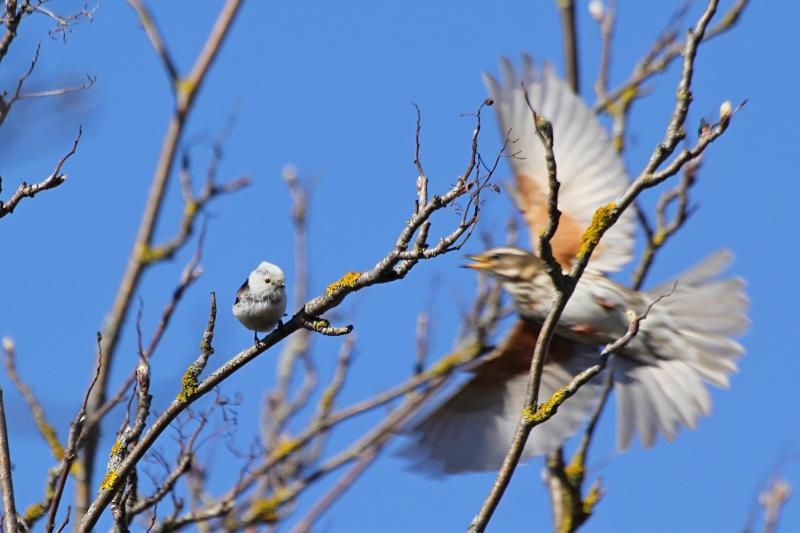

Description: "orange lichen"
100 470 118 491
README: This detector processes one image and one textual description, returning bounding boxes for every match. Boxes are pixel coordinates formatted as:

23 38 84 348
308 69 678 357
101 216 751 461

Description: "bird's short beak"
276 280 285 288
462 254 491 270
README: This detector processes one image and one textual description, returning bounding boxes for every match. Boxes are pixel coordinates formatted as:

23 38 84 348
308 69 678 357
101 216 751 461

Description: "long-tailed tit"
233 261 287 343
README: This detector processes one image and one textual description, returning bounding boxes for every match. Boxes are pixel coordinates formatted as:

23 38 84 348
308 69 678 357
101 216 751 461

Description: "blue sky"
1 1 798 531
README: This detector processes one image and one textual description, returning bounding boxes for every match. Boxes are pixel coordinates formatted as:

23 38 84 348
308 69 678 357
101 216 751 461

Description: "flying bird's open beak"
462 254 491 270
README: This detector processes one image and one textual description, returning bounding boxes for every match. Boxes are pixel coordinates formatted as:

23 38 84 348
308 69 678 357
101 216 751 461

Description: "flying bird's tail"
613 250 749 450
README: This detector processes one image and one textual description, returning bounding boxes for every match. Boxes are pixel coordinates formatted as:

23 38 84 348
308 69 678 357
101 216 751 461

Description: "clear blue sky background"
1 1 797 531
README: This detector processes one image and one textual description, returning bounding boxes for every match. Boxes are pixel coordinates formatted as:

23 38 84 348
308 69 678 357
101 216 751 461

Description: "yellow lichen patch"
427 352 464 377
613 135 624 153
521 405 536 422
428 341 482 377
577 203 617 260
250 490 288 523
40 423 65 462
319 387 335 414
109 437 124 458
176 76 197 97
69 461 83 478
271 438 301 461
564 453 585 483
176 367 199 403
652 228 666 247
522 387 568 424
184 200 198 219
582 479 603 515
311 318 330 330
605 85 639 116
620 85 639 107
22 502 47 523
326 271 362 294
138 243 166 264
559 514 577 533
100 470 119 491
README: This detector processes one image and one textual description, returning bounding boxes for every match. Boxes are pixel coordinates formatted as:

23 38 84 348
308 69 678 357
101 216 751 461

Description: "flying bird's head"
248 261 286 293
463 247 543 282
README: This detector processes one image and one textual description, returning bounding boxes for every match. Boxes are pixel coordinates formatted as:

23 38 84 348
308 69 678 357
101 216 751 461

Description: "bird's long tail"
613 250 748 450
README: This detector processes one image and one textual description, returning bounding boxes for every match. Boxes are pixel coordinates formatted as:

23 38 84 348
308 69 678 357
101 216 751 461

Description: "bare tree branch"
557 0 579 93
126 0 178 84
594 0 749 114
591 0 616 101
78 100 498 528
80 0 245 516
0 127 82 219
45 334 102 533
760 478 792 533
288 449 377 533
2 337 65 463
0 386 18 533
468 2 731 530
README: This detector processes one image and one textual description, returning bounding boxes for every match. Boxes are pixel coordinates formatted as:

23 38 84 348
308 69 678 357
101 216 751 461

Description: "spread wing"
484 55 635 273
400 321 602 474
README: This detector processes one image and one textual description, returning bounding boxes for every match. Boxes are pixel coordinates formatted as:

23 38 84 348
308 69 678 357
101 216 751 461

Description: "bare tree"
0 1 757 532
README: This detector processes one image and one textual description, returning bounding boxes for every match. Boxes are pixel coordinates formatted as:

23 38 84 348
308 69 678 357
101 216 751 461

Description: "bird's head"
250 261 286 291
463 247 543 282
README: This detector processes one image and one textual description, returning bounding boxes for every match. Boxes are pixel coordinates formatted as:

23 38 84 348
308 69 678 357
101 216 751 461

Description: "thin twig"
55 506 70 533
760 478 791 533
592 0 616 101
2 337 65 463
126 0 179 84
289 450 377 533
594 0 749 114
0 387 18 533
46 333 103 533
0 127 82 219
557 0 579 93
522 89 565 287
630 160 698 289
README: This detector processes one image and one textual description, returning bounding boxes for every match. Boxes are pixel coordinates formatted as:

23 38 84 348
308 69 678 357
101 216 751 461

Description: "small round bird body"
233 261 287 334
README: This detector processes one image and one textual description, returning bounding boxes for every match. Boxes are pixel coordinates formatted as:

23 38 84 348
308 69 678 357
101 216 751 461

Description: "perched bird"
233 261 287 342
402 57 747 474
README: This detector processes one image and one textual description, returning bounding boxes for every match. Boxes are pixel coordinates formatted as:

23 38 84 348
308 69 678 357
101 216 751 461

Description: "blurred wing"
400 320 603 474
613 250 748 450
484 56 635 273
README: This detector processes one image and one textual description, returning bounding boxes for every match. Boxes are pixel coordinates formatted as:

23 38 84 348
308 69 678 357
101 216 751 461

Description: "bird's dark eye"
264 277 271 284
490 253 502 261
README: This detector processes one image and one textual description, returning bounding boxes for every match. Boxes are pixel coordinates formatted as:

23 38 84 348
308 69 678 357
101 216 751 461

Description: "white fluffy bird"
402 57 748 474
233 261 287 342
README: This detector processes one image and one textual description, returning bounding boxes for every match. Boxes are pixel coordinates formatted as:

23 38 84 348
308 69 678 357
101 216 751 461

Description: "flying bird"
403 57 747 474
